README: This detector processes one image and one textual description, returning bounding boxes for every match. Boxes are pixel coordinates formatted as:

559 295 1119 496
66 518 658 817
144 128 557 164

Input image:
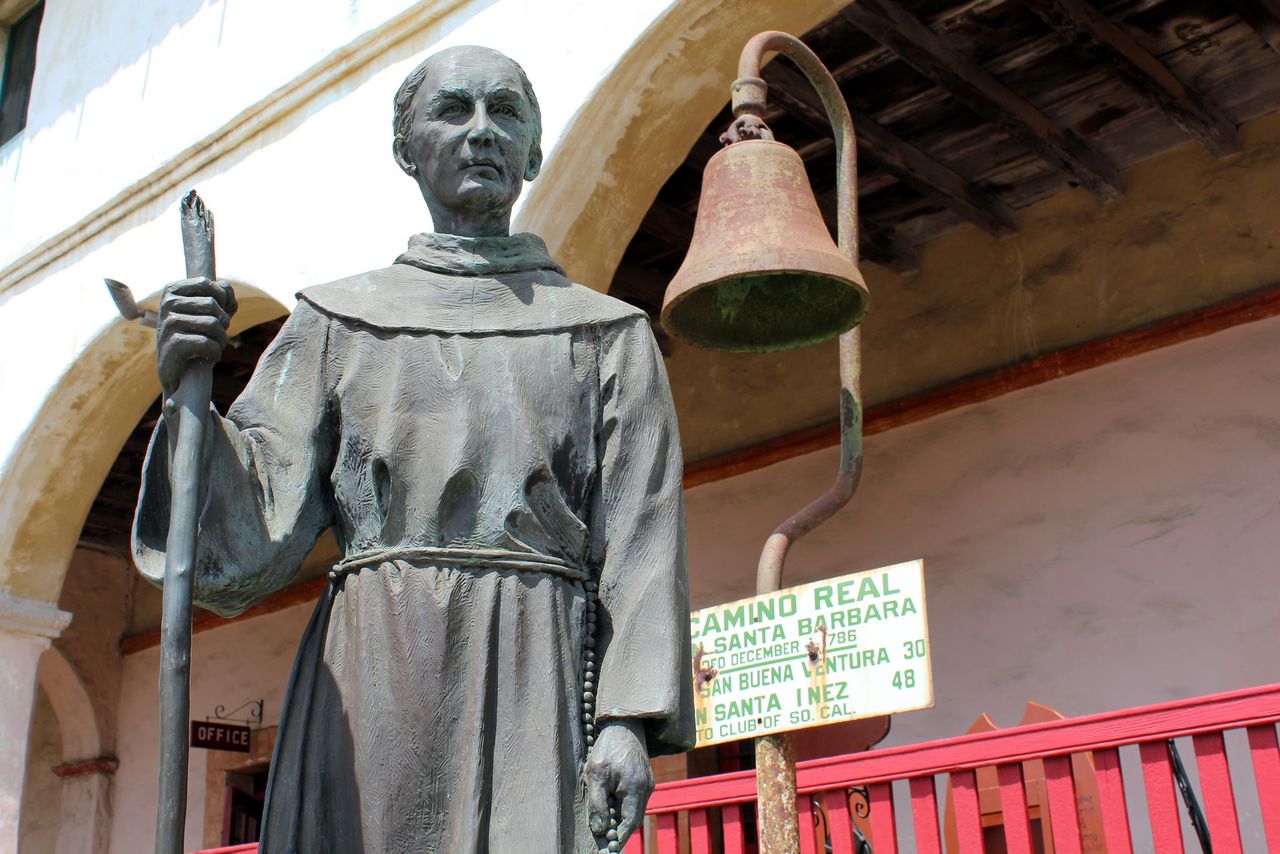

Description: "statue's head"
393 45 543 237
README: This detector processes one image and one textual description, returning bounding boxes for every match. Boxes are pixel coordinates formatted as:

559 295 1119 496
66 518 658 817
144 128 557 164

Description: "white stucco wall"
0 0 693 530
0 0 456 263
2 0 408 262
110 602 312 854
0 0 693 266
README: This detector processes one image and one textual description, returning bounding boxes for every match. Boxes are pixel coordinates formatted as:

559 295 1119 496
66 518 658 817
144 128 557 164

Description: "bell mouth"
662 269 869 352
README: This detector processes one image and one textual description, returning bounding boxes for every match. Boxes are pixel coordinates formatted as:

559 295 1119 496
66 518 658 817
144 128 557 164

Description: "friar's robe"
133 232 694 853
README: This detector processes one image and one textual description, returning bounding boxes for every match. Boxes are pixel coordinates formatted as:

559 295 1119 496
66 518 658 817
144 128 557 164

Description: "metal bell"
660 138 868 352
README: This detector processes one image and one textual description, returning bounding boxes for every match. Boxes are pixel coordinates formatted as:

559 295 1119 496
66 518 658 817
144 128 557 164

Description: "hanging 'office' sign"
690 559 932 747
190 720 251 753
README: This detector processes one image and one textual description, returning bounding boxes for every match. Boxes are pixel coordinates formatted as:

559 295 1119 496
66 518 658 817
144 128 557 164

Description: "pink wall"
110 604 312 853
685 314 1280 747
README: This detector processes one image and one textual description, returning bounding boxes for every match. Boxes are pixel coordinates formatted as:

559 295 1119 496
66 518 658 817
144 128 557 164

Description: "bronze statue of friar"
133 45 694 853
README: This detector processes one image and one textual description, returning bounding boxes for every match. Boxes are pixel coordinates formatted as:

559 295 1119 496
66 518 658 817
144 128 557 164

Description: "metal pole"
155 191 217 854
733 32 864 854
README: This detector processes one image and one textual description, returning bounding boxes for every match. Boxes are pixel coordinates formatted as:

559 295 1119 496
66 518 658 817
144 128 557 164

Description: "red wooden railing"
643 683 1280 853
195 683 1280 854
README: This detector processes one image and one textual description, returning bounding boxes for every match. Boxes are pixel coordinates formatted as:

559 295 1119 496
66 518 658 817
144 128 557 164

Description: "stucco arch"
0 284 288 603
37 647 99 762
34 647 116 854
514 0 849 289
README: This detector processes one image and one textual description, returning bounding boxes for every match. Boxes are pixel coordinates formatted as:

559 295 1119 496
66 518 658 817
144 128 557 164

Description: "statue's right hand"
157 277 237 395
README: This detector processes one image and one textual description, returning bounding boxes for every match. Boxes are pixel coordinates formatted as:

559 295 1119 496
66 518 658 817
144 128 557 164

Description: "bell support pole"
734 33 866 854
731 31 858 277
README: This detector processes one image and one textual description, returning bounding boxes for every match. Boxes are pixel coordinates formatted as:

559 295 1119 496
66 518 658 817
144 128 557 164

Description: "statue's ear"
524 145 543 181
393 136 418 176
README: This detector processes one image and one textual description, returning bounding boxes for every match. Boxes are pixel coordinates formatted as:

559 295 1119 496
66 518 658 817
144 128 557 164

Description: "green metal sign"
690 559 932 747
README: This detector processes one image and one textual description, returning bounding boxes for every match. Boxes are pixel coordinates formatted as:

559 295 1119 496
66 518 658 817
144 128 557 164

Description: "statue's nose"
467 108 496 145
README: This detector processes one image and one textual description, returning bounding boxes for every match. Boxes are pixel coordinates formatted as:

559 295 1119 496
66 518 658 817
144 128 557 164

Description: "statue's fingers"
586 764 610 837
166 278 235 315
217 280 239 317
162 330 226 365
161 296 231 327
167 277 216 298
171 315 229 347
615 786 646 849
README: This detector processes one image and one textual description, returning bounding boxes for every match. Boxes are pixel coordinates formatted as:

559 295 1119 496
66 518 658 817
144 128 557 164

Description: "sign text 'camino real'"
690 559 932 747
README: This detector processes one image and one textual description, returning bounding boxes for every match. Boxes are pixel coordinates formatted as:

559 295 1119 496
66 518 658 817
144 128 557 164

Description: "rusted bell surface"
661 139 868 352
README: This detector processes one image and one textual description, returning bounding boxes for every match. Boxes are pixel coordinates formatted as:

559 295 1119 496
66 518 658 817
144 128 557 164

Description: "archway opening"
594 0 1280 466
78 317 285 555
0 287 287 605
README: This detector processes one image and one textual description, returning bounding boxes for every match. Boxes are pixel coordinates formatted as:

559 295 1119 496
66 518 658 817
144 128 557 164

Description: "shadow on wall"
26 0 212 136
23 0 502 141
16 686 62 853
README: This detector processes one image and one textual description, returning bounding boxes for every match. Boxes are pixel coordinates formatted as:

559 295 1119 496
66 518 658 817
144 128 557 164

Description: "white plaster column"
54 764 115 854
0 592 71 852
40 646 113 854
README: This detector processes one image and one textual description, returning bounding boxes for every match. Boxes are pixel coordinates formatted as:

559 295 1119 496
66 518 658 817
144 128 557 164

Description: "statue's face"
401 49 540 224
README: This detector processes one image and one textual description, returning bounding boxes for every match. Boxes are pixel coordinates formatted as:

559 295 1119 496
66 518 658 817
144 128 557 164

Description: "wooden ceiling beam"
839 0 1124 199
858 225 920 274
764 61 1017 236
685 132 725 172
639 200 697 251
1228 0 1280 54
816 0 1050 82
96 476 143 503
1026 0 1240 156
610 265 668 313
79 512 132 538
813 188 919 273
792 136 898 195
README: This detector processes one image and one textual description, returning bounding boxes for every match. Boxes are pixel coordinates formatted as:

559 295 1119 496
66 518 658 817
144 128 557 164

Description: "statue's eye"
492 103 518 118
437 101 467 117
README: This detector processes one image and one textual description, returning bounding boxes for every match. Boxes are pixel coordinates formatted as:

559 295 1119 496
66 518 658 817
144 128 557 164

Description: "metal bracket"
208 698 263 727
809 790 875 854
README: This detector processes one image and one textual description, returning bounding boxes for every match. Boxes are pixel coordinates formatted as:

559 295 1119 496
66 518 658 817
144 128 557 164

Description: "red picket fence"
196 683 1280 854
641 683 1280 853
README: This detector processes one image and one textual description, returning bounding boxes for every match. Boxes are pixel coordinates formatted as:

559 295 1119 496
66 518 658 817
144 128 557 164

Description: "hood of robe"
297 232 645 334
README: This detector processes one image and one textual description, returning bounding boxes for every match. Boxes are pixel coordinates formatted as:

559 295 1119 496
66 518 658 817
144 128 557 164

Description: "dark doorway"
222 765 269 845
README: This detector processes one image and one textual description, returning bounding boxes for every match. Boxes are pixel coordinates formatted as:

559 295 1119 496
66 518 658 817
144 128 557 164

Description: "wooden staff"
154 190 217 854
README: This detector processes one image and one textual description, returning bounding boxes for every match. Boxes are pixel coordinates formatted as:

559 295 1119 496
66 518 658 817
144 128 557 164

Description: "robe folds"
133 232 695 853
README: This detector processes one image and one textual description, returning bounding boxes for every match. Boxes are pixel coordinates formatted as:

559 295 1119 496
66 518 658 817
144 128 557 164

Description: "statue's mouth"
465 159 501 177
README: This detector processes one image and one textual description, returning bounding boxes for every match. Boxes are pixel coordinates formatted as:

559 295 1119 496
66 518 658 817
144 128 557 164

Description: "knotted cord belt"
327 545 591 582
326 542 610 840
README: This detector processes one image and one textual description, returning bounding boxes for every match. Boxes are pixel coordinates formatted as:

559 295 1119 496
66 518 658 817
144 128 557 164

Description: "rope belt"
329 544 604 795
328 545 591 583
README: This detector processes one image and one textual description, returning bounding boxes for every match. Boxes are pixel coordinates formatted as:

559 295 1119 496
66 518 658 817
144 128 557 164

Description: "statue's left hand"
586 718 654 850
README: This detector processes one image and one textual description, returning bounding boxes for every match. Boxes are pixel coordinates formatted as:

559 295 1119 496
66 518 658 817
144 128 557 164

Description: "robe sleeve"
593 316 695 755
132 301 336 617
